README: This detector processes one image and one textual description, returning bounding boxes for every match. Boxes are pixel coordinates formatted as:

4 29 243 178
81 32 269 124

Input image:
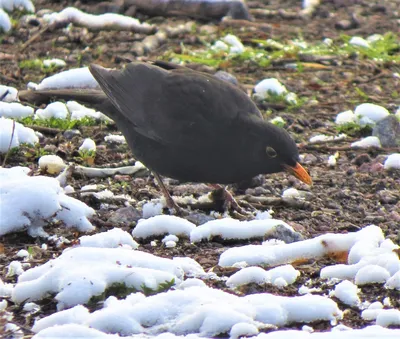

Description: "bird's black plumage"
89 62 305 184
19 61 311 186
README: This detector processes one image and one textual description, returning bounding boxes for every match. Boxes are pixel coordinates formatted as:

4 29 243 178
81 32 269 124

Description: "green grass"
19 116 100 130
88 279 175 306
165 32 400 69
336 122 373 137
19 59 65 74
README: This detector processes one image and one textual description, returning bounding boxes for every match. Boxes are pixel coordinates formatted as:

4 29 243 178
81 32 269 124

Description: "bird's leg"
209 184 247 215
152 172 183 215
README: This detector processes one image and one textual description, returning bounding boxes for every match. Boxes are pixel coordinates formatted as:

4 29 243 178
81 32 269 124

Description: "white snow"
282 188 301 199
35 101 69 119
376 309 400 327
2 212 398 337
361 302 384 321
0 0 34 32
255 210 273 220
285 92 298 104
349 36 370 48
219 225 384 267
230 322 259 339
12 245 183 309
43 7 153 32
327 154 337 167
16 249 30 258
142 200 164 218
28 99 108 121
79 228 139 249
384 153 400 170
309 134 333 143
212 34 245 54
172 257 208 279
320 232 399 285
36 67 98 90
354 265 391 285
385 271 400 290
270 116 285 126
335 104 390 128
303 0 320 10
104 134 126 144
309 134 346 143
332 280 360 306
0 0 35 12
43 58 67 68
132 215 196 239
0 101 34 118
254 78 288 98
0 278 14 297
79 138 96 152
38 154 67 174
335 110 357 125
226 265 299 288
0 117 38 152
67 101 109 120
0 85 18 102
351 136 381 148
0 8 11 32
0 166 95 236
190 218 294 243
163 234 179 244
354 103 389 123
323 38 333 46
32 324 400 338
30 285 342 337
7 261 24 277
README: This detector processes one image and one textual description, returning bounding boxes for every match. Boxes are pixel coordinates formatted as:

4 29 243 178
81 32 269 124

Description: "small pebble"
372 115 400 147
63 129 81 139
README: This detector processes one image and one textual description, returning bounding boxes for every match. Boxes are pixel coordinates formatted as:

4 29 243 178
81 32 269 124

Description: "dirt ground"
1 0 400 336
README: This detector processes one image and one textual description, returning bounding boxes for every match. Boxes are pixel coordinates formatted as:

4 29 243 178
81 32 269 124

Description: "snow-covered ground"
1 2 400 337
1 211 400 337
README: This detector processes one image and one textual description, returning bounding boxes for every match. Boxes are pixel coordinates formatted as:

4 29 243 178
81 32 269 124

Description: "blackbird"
19 61 311 212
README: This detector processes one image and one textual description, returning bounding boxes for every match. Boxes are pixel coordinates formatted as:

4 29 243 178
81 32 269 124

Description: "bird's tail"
18 88 121 121
19 89 109 111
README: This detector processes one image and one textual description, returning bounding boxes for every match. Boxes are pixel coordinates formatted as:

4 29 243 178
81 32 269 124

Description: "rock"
107 206 142 224
63 129 81 139
301 154 318 165
214 70 239 86
372 115 400 147
335 19 354 30
268 224 303 243
185 212 215 225
377 190 398 204
352 153 371 166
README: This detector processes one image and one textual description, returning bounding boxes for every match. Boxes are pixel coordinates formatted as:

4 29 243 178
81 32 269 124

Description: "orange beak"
283 163 312 185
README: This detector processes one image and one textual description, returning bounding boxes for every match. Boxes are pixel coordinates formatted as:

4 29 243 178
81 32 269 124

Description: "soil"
1 0 400 336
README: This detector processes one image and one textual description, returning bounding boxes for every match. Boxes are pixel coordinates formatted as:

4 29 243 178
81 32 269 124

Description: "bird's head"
258 122 312 185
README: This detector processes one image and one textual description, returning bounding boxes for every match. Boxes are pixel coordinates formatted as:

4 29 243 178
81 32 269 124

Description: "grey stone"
63 129 81 140
184 212 215 225
268 224 303 243
214 71 239 86
108 206 142 224
372 115 400 147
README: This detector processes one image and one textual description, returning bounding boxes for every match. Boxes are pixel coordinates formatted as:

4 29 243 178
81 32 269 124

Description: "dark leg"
153 172 183 215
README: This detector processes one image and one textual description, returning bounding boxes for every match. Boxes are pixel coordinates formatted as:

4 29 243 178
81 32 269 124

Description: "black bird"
19 61 311 212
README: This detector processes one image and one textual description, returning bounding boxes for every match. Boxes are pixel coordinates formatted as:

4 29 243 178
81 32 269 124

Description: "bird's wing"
89 62 262 148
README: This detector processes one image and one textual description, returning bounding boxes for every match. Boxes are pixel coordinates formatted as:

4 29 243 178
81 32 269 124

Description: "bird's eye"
266 146 277 158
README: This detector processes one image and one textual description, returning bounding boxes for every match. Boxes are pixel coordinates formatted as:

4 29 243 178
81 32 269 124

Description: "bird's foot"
209 184 252 217
164 195 188 216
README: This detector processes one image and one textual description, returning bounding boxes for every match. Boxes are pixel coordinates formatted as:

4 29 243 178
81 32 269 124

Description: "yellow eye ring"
266 146 277 158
